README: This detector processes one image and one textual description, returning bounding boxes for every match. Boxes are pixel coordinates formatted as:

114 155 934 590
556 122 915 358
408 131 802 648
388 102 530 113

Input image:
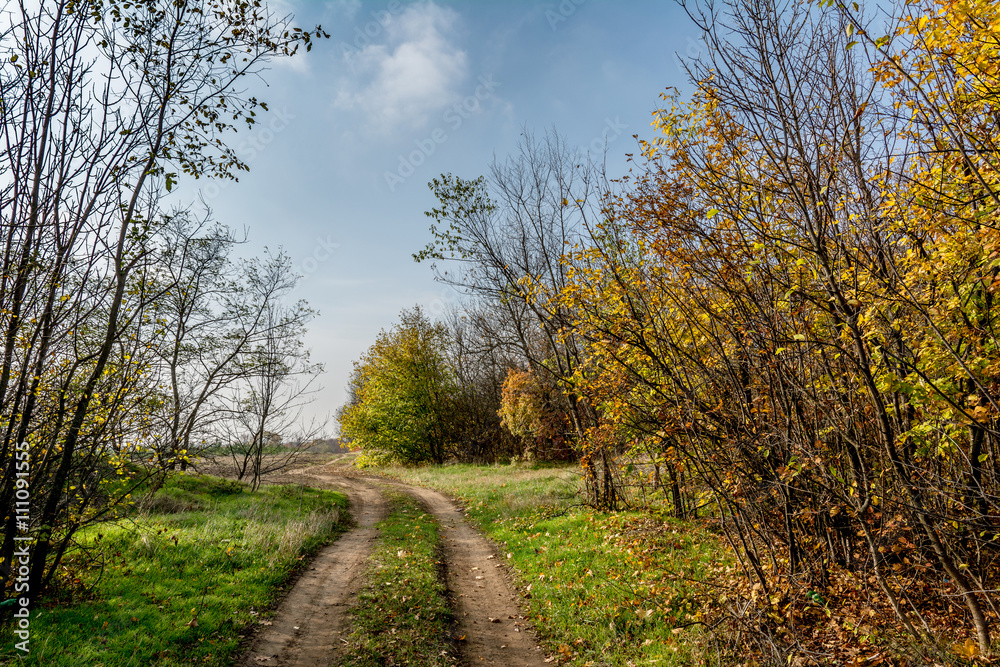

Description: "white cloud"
333 1 468 133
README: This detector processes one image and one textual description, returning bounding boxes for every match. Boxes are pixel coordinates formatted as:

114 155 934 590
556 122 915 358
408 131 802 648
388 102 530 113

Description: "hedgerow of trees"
342 0 1000 659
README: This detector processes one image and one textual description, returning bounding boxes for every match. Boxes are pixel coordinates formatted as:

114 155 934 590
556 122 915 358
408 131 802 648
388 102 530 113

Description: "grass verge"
0 473 347 666
381 463 729 667
342 489 457 667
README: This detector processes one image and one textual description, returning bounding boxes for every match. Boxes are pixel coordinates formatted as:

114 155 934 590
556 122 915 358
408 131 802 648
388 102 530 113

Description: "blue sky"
199 0 702 429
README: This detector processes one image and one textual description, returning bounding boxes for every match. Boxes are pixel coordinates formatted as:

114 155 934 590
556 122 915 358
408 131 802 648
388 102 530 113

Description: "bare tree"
417 128 621 505
218 262 323 491
146 221 320 485
0 0 325 597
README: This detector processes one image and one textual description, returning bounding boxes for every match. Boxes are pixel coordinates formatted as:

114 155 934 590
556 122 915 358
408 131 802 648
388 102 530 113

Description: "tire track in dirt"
395 481 547 667
238 476 387 667
239 464 546 667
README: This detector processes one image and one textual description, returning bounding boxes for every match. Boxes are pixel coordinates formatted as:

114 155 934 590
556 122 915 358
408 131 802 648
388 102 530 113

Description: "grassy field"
0 474 347 666
380 463 730 667
342 489 457 667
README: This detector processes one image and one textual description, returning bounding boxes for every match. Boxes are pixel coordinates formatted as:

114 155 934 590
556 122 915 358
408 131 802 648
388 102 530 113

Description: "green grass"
381 463 730 666
0 473 347 666
342 489 457 667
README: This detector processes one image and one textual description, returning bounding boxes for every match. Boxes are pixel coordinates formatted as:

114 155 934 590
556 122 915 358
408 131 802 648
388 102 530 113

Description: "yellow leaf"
952 637 978 659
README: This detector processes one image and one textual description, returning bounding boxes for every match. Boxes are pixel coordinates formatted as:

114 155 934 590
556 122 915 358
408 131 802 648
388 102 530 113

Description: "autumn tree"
339 308 459 465
557 0 1000 658
498 367 573 462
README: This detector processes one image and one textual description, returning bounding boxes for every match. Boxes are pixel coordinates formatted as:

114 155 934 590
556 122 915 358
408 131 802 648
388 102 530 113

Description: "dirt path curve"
238 475 388 667
237 462 547 667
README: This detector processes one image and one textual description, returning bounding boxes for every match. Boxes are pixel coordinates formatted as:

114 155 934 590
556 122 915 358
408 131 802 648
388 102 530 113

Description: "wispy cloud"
333 1 468 134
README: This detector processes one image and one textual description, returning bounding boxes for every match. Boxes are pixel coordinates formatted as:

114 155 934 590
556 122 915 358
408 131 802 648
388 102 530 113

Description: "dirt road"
240 477 388 667
237 465 546 667
397 480 545 667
